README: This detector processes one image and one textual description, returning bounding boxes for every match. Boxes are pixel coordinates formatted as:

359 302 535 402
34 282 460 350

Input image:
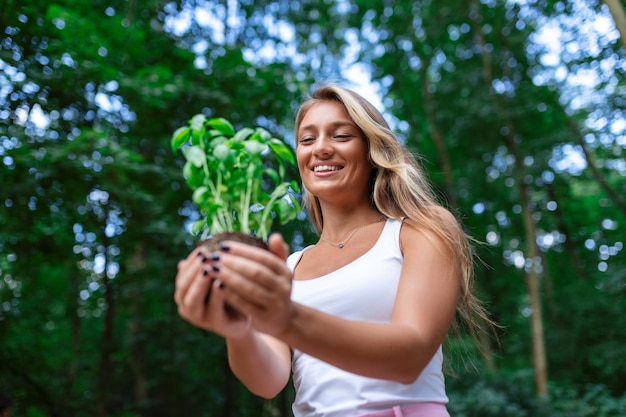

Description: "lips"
312 164 342 172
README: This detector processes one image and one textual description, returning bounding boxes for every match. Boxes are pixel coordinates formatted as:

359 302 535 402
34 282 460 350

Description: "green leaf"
191 219 206 235
213 143 230 160
182 146 205 167
171 126 190 151
191 128 204 146
207 130 227 140
192 186 210 205
255 127 272 142
277 198 297 223
270 183 289 199
208 117 235 136
244 140 266 156
289 180 301 193
190 114 206 131
288 193 301 213
269 138 296 165
183 161 203 188
190 115 206 146
265 167 280 186
233 127 254 142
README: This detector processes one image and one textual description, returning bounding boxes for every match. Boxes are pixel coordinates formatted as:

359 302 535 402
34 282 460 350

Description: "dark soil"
197 231 269 251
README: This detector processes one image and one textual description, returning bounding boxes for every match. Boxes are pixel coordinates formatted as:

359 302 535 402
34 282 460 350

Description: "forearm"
226 330 291 398
277 304 443 384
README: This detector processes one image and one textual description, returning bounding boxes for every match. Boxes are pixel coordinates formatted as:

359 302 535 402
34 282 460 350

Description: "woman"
174 84 492 416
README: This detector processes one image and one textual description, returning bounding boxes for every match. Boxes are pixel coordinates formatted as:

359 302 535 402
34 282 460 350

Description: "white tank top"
287 219 448 417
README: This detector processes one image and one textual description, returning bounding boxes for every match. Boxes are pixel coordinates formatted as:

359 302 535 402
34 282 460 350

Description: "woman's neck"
318 206 384 241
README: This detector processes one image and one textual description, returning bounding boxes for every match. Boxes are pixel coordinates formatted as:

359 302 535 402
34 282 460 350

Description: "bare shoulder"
399 206 462 257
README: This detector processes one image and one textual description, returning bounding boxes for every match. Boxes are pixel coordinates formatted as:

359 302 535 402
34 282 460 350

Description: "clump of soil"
197 231 269 251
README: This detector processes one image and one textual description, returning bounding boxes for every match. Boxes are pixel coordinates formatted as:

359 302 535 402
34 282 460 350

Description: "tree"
1 1 305 415
2 0 625 415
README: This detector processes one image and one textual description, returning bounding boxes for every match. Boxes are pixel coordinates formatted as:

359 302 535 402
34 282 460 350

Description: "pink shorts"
355 402 450 417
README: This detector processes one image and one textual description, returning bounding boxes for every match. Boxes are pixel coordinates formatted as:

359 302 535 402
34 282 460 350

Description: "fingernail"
200 255 209 263
212 265 220 273
210 252 220 261
202 269 209 277
218 242 230 252
219 282 225 289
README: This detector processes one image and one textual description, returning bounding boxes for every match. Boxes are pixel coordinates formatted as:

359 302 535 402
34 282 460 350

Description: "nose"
312 136 334 158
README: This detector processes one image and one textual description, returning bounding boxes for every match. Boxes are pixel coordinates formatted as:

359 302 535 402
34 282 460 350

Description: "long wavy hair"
294 84 496 356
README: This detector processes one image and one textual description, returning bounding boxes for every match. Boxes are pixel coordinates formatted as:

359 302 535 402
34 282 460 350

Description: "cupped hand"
210 233 295 337
174 248 252 339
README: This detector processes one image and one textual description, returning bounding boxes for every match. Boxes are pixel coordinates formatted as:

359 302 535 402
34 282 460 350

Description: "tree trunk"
65 270 82 403
517 173 549 398
95 267 114 417
420 62 458 209
500 118 549 397
470 0 548 396
96 205 115 417
128 246 148 416
603 0 626 48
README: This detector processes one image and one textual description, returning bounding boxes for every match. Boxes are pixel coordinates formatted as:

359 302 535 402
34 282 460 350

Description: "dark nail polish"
224 303 239 317
219 282 225 289
210 252 220 261
218 242 230 251
201 255 209 263
212 265 220 273
202 269 209 277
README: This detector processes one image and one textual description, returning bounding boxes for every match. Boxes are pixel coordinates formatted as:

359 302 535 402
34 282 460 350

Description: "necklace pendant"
338 243 344 249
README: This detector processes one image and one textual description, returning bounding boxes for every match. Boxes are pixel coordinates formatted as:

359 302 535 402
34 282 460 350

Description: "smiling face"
296 100 373 205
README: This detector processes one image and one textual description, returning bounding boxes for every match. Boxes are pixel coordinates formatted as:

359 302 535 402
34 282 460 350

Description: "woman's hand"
174 248 252 339
209 233 295 337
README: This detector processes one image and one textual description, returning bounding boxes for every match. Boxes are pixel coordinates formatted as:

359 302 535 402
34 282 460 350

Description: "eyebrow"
298 121 357 132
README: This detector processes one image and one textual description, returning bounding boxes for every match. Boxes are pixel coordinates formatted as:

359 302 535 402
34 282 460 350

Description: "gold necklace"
319 217 385 249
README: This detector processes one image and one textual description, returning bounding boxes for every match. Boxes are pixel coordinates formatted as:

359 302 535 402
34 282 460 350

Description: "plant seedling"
171 114 301 248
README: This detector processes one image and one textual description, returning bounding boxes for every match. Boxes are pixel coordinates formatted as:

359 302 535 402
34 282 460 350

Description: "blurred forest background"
1 0 625 416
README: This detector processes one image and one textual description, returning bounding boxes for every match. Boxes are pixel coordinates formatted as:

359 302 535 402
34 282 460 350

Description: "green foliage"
172 115 301 240
448 373 626 417
1 0 625 416
548 384 626 416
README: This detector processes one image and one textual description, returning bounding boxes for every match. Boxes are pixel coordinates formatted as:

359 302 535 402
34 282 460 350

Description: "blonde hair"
295 84 495 354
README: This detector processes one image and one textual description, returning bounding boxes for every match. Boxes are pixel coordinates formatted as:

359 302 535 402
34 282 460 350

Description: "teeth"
313 165 340 172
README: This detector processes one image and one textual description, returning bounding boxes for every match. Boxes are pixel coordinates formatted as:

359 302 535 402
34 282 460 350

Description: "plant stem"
259 193 280 240
241 177 253 234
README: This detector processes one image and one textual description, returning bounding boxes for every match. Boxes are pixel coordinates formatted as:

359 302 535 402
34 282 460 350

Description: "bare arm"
225 331 291 398
215 221 460 384
174 244 291 398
